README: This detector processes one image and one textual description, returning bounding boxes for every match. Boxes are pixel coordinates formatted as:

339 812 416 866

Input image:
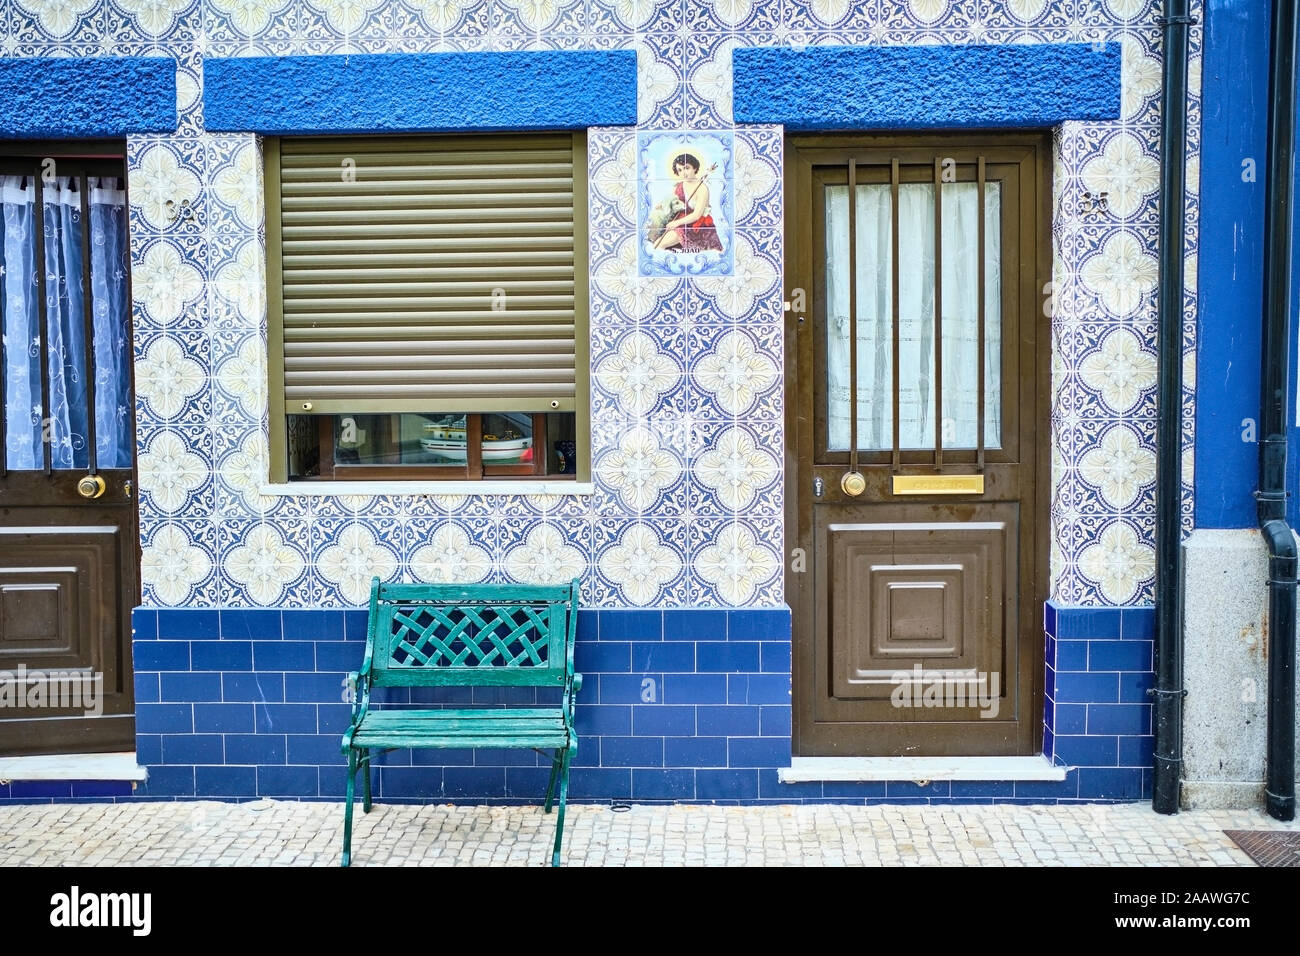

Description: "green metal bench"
340 577 582 867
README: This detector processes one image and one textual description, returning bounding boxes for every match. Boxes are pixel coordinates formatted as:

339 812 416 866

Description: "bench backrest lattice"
368 582 576 689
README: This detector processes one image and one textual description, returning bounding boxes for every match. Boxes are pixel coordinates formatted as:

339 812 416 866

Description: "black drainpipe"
1152 0 1192 816
1258 0 1298 823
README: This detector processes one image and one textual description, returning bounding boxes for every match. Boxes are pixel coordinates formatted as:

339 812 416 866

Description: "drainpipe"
1257 0 1298 823
1152 0 1192 816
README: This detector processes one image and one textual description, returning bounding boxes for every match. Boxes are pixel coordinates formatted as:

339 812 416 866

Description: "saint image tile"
638 130 735 277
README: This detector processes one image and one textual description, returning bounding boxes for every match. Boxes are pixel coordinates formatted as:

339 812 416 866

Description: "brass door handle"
840 471 866 496
76 474 106 499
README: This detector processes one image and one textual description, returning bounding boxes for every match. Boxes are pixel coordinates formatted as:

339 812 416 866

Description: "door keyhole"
813 477 824 498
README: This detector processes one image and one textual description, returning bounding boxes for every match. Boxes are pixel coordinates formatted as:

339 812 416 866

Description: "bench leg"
543 749 562 813
362 748 373 813
342 748 358 867
550 748 571 867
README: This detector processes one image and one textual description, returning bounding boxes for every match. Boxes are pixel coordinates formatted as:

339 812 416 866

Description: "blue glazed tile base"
3 604 1155 806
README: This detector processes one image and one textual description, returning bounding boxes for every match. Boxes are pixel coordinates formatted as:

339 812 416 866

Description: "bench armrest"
342 669 371 749
358 575 380 678
343 577 382 754
563 671 582 725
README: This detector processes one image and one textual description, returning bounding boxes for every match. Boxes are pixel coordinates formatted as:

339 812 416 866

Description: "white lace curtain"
2 175 131 470
825 181 1002 452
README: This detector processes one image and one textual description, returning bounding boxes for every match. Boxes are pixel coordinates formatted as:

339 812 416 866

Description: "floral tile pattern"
0 0 1200 608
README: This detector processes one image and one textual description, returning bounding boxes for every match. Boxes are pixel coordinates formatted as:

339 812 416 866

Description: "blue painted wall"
204 51 637 134
733 43 1120 130
1195 1 1272 529
0 57 176 137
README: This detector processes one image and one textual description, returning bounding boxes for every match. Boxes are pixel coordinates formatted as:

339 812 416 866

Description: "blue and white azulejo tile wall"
0 0 1201 804
0 0 1199 611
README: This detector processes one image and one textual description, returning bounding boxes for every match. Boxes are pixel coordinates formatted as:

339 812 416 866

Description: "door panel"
787 134 1049 757
813 504 1027 754
0 147 136 756
0 524 122 671
827 517 1010 698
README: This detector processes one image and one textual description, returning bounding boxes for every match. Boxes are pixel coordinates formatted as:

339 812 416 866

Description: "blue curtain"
1 175 131 470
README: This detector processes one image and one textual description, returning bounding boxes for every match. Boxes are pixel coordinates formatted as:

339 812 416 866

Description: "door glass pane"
940 181 1001 449
1 174 131 471
824 179 1001 452
2 177 41 469
43 178 92 470
88 178 132 469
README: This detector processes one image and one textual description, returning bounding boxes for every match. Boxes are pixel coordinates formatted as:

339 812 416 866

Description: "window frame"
794 134 1046 471
262 131 591 487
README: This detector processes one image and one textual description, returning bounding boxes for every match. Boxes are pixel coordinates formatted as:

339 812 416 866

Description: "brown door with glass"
786 134 1049 757
0 143 137 755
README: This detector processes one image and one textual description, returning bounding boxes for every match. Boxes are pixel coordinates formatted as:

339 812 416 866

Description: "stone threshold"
778 755 1068 783
0 752 148 783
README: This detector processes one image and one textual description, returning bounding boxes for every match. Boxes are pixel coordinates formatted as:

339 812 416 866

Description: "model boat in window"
420 414 534 463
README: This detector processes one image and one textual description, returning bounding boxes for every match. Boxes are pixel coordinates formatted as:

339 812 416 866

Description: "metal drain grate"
1224 830 1300 867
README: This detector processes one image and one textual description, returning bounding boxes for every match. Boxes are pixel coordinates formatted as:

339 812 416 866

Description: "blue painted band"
0 57 176 138
733 43 1121 130
204 51 638 134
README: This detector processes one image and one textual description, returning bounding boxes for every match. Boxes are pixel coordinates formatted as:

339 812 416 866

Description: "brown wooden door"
786 134 1049 757
0 146 136 755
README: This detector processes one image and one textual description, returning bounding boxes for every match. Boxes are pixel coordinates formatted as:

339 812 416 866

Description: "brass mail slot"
892 474 985 495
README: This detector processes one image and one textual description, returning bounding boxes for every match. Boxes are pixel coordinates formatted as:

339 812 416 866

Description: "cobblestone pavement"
3 801 1298 866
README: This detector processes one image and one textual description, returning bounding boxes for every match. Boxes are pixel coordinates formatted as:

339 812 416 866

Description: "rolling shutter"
268 133 583 414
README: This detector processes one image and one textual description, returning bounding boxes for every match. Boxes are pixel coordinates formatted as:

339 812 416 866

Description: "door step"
778 755 1067 783
0 752 147 783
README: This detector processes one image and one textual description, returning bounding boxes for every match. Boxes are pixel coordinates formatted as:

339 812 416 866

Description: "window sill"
260 480 594 497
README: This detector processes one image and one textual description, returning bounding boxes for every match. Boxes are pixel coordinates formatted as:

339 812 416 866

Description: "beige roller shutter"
266 132 585 415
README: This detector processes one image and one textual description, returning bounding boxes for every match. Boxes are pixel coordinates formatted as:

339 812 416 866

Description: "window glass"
823 180 1002 452
286 412 575 478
